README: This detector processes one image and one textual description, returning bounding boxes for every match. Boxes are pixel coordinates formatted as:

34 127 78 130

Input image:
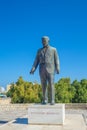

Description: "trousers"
39 64 55 103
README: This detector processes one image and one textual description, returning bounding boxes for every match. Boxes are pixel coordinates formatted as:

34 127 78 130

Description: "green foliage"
72 79 87 103
7 76 42 103
55 78 75 103
6 83 15 97
6 76 87 103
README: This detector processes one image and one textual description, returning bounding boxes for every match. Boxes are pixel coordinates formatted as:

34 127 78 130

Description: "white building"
0 86 5 93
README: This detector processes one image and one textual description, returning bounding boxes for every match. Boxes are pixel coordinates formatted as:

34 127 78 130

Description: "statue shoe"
42 100 48 105
50 101 55 105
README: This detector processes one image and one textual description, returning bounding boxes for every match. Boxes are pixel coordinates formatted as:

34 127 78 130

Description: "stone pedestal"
28 104 65 125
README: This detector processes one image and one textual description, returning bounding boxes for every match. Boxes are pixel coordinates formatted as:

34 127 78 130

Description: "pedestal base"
28 104 65 125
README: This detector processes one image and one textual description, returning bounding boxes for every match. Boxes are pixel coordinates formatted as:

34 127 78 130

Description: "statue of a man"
30 36 60 105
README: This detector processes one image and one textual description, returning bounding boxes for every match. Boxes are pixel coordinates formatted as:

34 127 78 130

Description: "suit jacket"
32 45 60 74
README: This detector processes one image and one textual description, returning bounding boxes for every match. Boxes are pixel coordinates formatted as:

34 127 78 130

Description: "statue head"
42 36 50 47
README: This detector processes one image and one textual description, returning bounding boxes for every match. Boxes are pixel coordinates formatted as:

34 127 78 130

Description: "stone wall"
0 104 29 111
0 103 87 111
66 103 87 109
0 98 11 104
0 99 87 111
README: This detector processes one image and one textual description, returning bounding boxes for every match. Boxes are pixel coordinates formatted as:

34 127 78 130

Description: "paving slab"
0 114 86 130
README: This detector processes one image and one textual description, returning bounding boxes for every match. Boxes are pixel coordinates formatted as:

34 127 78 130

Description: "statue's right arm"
30 50 40 74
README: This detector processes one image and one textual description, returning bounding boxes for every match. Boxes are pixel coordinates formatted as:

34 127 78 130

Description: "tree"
6 83 15 97
55 78 75 103
7 77 42 103
71 79 87 103
6 76 87 103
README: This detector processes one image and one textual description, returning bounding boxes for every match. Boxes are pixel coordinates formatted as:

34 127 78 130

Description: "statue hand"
30 71 34 74
30 67 35 74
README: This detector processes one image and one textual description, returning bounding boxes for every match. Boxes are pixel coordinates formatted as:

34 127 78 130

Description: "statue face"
42 38 48 47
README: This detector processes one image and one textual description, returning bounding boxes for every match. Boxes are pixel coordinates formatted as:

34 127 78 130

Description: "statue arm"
54 49 60 74
30 50 39 74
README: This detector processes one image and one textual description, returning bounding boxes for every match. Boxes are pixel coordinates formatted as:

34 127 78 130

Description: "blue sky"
0 0 87 88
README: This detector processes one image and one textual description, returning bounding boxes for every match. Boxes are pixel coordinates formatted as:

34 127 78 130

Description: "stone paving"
0 105 87 129
0 109 27 126
0 108 87 125
0 114 86 130
66 109 87 126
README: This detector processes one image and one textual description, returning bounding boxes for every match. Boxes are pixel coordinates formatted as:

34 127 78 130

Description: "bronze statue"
30 36 60 105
